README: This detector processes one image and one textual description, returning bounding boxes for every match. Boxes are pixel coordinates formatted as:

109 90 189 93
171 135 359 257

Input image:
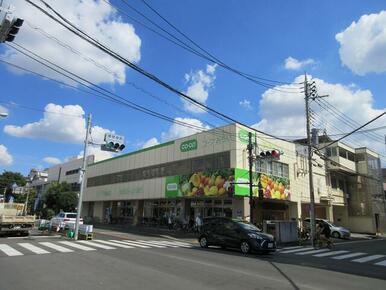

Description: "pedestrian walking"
195 214 202 233
168 215 172 230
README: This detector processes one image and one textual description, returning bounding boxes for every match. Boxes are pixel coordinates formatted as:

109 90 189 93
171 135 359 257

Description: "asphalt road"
0 234 385 290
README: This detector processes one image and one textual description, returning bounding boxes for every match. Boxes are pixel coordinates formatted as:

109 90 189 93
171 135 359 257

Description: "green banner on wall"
165 175 180 198
234 168 291 200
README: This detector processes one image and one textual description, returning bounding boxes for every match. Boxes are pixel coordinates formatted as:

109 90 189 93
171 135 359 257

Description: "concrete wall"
48 155 94 184
348 216 375 234
232 197 249 220
333 205 349 227
93 201 103 221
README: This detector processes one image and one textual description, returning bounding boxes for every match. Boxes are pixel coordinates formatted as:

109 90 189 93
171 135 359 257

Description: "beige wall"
348 216 376 234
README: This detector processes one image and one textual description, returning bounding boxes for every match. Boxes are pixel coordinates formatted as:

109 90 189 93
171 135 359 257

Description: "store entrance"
190 198 233 219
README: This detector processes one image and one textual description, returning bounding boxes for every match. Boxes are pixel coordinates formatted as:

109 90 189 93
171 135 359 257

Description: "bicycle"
314 234 333 249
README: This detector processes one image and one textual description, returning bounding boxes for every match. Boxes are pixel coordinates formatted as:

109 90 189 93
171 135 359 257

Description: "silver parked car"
304 218 351 239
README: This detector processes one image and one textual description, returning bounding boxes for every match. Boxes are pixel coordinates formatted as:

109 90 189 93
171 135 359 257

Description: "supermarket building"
82 123 385 233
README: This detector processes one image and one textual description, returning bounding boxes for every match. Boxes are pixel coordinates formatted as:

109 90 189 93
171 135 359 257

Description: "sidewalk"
93 223 199 242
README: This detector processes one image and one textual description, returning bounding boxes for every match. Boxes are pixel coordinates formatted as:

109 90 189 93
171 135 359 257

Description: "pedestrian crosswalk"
279 246 386 267
0 239 194 258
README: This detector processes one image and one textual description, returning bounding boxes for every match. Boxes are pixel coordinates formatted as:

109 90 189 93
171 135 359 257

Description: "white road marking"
18 243 50 254
128 240 166 248
281 246 303 250
313 250 349 257
143 240 179 247
295 249 330 255
39 242 73 253
0 244 23 256
78 241 116 250
110 240 150 248
59 241 96 251
352 255 385 263
374 260 386 266
332 252 366 260
156 240 193 247
93 240 134 248
280 247 313 254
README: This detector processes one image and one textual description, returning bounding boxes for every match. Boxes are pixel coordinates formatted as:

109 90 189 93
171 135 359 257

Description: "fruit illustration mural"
258 173 290 200
179 169 234 197
233 168 291 200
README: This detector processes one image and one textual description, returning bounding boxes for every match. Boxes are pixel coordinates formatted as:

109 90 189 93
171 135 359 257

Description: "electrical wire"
24 0 297 144
22 20 223 129
117 0 303 91
314 98 384 142
8 43 213 133
317 111 386 151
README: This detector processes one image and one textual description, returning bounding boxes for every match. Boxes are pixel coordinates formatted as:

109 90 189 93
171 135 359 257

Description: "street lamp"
0 112 8 118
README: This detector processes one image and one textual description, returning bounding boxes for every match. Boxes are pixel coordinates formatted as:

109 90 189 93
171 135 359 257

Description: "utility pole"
74 113 92 240
247 132 254 224
304 74 316 248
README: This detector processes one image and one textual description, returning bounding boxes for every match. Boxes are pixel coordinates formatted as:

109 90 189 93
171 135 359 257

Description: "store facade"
82 123 332 227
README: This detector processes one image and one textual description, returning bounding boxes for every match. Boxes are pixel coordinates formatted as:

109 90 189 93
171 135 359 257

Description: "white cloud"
43 157 61 165
0 145 13 166
182 64 217 113
142 137 159 149
4 103 113 144
253 75 386 159
284 57 315 70
336 10 386 75
0 105 9 116
2 0 141 85
161 118 210 142
239 99 252 110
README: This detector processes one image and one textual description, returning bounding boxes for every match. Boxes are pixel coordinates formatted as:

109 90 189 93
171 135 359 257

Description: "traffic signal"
259 149 280 159
0 11 23 43
6 18 23 42
101 133 125 152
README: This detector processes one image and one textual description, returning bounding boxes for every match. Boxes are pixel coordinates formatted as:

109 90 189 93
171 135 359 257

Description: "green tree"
0 171 26 193
42 182 78 217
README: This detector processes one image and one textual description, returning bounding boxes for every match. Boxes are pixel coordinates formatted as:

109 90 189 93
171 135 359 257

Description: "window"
347 152 355 161
283 164 289 178
267 161 272 175
327 147 337 157
272 162 278 176
339 147 347 158
87 151 231 187
65 169 80 176
223 221 238 231
331 176 337 189
256 160 288 178
338 180 345 192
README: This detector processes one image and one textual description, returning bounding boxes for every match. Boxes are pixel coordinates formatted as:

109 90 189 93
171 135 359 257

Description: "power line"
22 20 222 128
139 0 301 87
25 0 295 143
8 42 214 133
15 1 386 163
317 110 386 151
314 98 384 142
102 0 303 93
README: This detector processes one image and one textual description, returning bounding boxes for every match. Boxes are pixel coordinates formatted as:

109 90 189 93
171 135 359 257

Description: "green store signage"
165 175 180 198
180 139 197 152
238 129 257 145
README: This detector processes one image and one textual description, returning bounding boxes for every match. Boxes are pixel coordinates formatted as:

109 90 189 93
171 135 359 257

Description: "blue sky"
1 0 386 174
